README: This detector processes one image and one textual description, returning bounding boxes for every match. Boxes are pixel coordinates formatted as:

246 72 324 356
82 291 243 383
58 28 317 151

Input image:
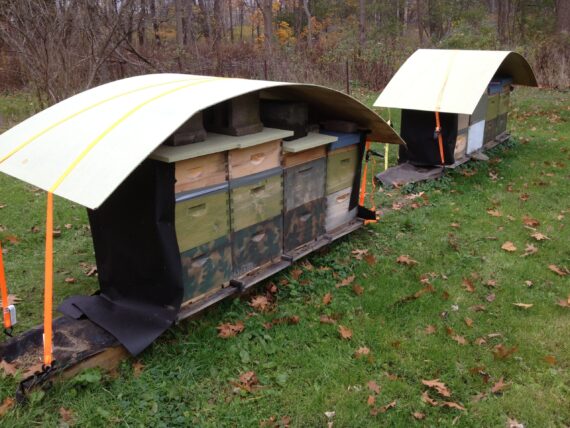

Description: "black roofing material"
398 109 458 166
59 159 183 356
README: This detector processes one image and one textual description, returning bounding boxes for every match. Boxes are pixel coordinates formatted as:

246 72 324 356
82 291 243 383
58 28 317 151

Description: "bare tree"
359 0 366 48
256 0 273 50
303 0 312 49
555 0 570 35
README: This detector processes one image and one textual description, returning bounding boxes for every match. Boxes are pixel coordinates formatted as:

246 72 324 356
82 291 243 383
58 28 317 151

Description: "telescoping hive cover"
0 74 403 210
0 74 403 355
374 49 537 114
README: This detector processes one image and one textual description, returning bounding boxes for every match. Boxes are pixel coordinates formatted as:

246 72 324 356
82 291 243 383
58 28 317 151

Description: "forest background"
0 0 569 111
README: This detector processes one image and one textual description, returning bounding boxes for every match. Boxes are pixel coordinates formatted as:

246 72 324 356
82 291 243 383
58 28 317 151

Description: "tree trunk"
149 0 160 46
138 0 146 47
417 0 424 46
497 0 510 45
213 0 222 47
229 0 234 43
359 0 366 47
302 0 311 49
256 0 273 50
198 0 212 39
175 0 184 47
556 0 570 35
239 1 244 40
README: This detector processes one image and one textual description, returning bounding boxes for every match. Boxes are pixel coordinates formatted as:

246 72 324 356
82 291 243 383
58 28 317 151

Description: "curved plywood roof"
0 74 403 209
374 49 538 114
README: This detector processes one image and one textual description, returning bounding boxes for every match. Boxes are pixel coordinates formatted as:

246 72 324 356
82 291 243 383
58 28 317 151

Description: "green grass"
0 87 569 427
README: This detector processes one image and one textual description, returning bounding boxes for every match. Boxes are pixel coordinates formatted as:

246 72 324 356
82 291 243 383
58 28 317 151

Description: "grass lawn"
0 86 568 427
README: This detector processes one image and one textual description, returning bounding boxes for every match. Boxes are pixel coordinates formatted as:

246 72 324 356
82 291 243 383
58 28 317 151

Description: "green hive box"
326 145 358 195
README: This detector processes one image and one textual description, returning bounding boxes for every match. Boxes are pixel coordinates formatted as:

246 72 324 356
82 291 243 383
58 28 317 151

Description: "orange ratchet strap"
43 192 54 368
359 139 379 225
0 241 13 333
435 111 445 165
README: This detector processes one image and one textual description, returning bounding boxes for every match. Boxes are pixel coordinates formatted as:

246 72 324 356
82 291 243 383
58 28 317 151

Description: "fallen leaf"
492 344 518 360
519 193 530 202
354 347 370 359
0 360 17 376
487 209 502 217
450 222 460 229
440 401 466 411
486 279 497 288
506 418 524 428
133 360 145 377
364 254 376 265
319 315 336 324
556 295 570 308
52 229 61 238
421 391 439 406
352 284 364 296
486 293 496 302
470 304 486 312
217 321 245 338
474 337 487 346
412 412 426 420
531 232 549 241
338 325 352 340
336 275 355 288
471 392 487 403
491 377 508 394
425 324 437 335
64 277 76 284
548 264 569 276
367 395 376 406
422 379 451 397
522 216 540 227
377 400 396 414
3 235 19 244
290 268 303 280
59 407 76 425
452 335 468 345
322 293 332 305
0 397 15 416
522 244 538 257
236 370 259 392
512 303 533 309
396 255 418 266
544 355 557 365
462 278 476 293
30 225 40 233
367 380 381 395
64 224 73 230
524 280 533 287
464 317 473 328
351 249 369 260
501 241 517 252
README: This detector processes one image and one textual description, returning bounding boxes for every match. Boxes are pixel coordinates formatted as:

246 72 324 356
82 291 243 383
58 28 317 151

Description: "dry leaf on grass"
132 360 145 377
548 264 569 276
322 293 332 305
0 294 21 306
531 232 549 241
491 377 508 394
364 254 376 265
506 418 525 428
501 241 517 252
0 397 15 416
352 284 364 296
425 324 437 335
486 293 496 302
59 407 76 425
319 315 336 324
470 304 486 312
493 344 518 360
462 278 476 293
440 401 466 411
422 379 451 397
452 335 468 345
556 295 570 308
412 412 426 420
522 216 540 227
421 391 439 406
396 255 418 266
367 395 376 406
370 400 396 415
290 268 303 280
217 321 245 338
522 244 538 257
351 249 368 260
354 347 370 359
474 337 487 346
249 295 272 313
338 325 352 340
367 380 381 394
464 317 474 328
235 370 259 392
487 209 502 217
0 360 17 376
336 275 355 288
544 355 557 365
513 303 533 309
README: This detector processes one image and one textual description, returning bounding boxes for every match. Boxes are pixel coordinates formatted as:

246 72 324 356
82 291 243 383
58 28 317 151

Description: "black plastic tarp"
398 109 458 166
59 159 183 356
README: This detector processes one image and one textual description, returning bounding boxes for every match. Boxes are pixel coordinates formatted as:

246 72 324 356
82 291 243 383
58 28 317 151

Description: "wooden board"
283 145 326 168
282 132 338 153
326 145 358 195
485 94 499 121
283 198 326 252
180 235 232 302
325 187 357 232
499 92 510 115
150 128 293 163
175 152 227 194
230 172 283 231
232 215 283 277
229 139 282 179
284 158 326 211
175 189 230 251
